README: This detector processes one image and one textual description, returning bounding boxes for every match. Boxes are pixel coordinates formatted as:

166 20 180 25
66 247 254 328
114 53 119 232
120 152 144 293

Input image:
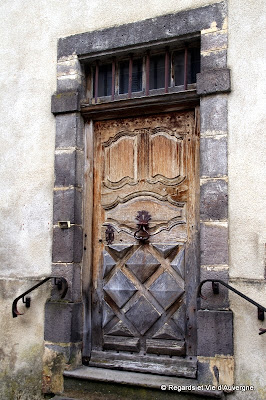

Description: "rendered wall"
0 0 265 399
227 0 266 399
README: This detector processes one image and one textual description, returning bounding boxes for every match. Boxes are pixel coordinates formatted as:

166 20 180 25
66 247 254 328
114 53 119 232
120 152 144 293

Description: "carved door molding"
88 110 200 377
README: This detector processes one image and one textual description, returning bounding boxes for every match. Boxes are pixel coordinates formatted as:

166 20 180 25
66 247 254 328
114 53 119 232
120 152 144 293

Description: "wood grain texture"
89 351 197 378
89 110 199 375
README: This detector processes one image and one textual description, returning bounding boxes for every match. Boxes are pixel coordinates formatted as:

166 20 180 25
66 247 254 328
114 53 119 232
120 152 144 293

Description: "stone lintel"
57 2 227 59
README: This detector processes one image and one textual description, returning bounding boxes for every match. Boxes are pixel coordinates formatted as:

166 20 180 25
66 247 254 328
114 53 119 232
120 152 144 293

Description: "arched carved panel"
103 133 138 189
148 131 184 185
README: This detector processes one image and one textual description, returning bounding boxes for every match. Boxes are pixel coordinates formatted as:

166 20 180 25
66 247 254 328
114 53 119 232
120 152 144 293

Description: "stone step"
57 366 227 399
50 397 78 400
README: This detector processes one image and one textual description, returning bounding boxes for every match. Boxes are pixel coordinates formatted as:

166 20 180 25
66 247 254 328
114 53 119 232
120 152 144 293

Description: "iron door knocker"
134 210 151 242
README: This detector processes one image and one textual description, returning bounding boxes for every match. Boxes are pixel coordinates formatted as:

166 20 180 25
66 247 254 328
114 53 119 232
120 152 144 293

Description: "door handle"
134 210 151 242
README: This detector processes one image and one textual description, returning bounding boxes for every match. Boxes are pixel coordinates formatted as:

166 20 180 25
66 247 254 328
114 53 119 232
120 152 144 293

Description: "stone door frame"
44 0 233 389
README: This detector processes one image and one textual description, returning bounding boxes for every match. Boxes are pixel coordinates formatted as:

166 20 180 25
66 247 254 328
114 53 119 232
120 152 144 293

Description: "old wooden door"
89 110 199 377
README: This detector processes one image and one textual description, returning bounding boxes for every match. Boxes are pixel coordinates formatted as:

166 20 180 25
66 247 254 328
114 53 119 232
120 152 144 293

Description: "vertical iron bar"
95 61 99 102
164 48 169 93
184 47 188 90
154 58 157 89
111 58 115 101
128 55 133 98
145 52 150 96
258 307 265 321
212 281 220 294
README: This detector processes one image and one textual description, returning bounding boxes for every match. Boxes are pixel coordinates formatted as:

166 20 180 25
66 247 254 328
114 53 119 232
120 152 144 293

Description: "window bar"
145 51 150 96
111 58 115 101
184 47 188 90
164 48 170 93
94 61 99 102
128 55 133 98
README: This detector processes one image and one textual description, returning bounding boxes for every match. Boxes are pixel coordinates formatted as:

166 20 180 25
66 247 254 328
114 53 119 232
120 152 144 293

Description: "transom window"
85 42 200 103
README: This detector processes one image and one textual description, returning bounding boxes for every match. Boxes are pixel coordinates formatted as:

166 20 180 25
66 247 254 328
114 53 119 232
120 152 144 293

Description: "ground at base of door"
45 375 227 400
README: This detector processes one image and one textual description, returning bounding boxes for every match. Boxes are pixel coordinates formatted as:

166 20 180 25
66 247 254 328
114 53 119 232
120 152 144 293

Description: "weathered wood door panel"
89 111 199 377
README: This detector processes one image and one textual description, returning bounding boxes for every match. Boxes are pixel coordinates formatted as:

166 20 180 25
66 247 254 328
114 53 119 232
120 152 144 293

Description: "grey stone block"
200 136 227 178
55 113 84 150
200 95 228 133
52 226 83 263
44 302 83 343
201 32 228 53
54 150 76 187
53 188 82 225
76 115 84 150
57 76 84 93
51 91 80 114
57 3 226 59
201 49 227 71
56 113 77 148
53 226 74 263
51 263 82 302
50 397 77 400
45 342 82 363
197 360 214 385
200 268 229 309
54 150 84 188
76 150 84 188
197 69 231 95
197 310 233 356
200 223 228 265
57 59 82 76
200 179 228 221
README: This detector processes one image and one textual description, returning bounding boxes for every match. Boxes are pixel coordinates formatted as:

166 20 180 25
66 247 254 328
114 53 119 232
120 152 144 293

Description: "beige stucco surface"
227 1 266 398
228 0 266 280
0 279 47 399
0 0 265 399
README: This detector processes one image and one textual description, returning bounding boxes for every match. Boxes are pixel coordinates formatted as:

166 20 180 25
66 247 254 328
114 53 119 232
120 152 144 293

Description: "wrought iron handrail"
197 279 266 335
12 276 68 318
